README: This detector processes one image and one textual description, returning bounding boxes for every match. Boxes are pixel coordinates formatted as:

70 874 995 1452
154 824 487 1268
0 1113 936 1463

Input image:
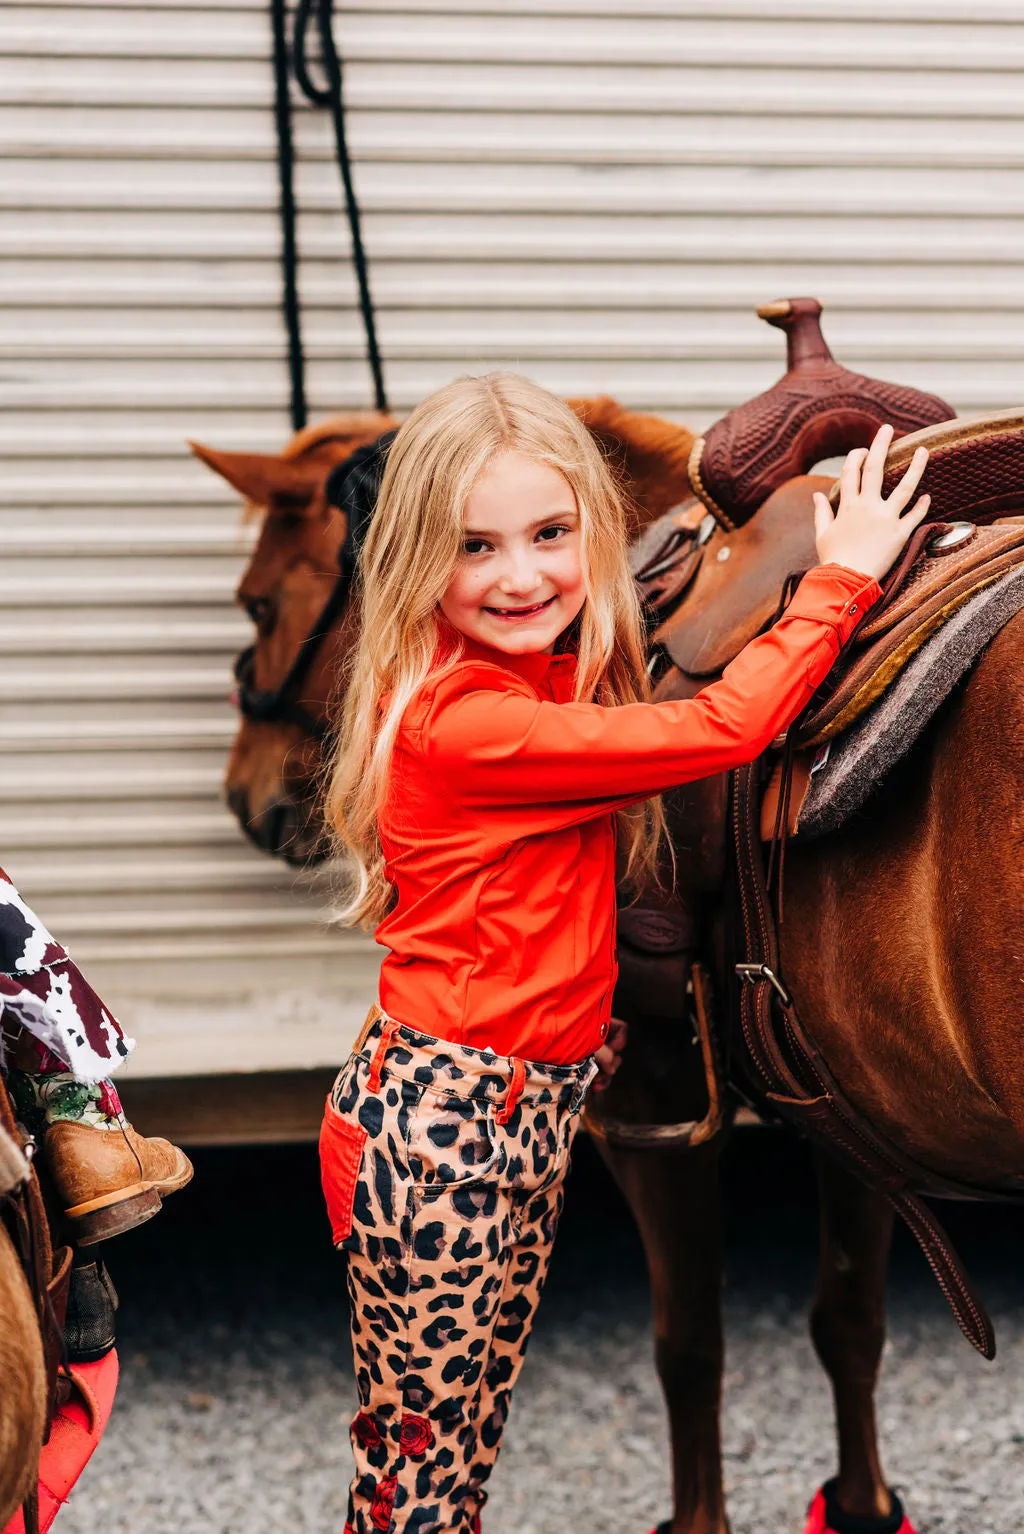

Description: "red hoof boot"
804 1480 917 1534
3 1350 119 1534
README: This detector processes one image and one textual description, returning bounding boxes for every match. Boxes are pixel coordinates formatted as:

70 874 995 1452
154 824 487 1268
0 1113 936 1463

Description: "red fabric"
377 565 879 1064
367 1016 400 1093
805 1488 828 1534
494 1057 526 1125
803 1485 918 1534
3 1351 118 1534
319 1097 368 1245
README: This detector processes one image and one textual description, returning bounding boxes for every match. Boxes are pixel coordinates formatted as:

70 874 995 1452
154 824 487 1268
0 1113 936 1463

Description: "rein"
233 580 352 742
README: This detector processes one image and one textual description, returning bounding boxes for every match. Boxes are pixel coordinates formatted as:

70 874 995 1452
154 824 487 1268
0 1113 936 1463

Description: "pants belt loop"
495 1057 527 1126
570 1058 599 1113
367 1016 400 1094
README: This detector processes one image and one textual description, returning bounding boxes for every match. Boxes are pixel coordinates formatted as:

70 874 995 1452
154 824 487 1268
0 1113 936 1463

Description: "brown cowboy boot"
6 1062 193 1244
46 1116 193 1245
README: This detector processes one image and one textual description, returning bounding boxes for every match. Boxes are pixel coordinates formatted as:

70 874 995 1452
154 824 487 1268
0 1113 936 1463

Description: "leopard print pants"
320 1007 597 1534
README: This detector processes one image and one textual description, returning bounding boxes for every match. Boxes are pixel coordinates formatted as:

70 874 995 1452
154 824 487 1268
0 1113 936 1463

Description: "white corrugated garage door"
2 0 1023 1077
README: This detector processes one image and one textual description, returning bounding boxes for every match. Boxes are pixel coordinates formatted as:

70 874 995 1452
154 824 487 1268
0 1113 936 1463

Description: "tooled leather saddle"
617 300 1024 1361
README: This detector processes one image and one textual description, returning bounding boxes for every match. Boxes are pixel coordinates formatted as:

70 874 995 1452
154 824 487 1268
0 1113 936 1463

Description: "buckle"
735 962 791 1007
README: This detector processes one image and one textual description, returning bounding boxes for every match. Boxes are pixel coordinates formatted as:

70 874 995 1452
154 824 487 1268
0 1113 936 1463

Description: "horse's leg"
598 1134 727 1534
810 1150 896 1521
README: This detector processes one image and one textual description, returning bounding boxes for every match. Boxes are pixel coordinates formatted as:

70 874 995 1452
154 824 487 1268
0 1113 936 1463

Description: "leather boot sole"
63 1147 194 1245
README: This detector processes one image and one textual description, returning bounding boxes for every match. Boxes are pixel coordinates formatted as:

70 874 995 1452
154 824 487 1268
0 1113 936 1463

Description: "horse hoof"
804 1480 917 1534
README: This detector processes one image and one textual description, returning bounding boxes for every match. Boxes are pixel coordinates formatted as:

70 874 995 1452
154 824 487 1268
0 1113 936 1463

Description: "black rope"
291 0 389 414
270 0 307 430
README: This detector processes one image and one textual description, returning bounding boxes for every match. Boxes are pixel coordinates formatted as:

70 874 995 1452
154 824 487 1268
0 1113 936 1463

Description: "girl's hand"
594 1016 628 1092
813 424 931 583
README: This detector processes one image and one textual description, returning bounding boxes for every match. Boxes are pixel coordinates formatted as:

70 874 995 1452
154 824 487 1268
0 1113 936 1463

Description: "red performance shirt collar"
459 636 576 688
436 619 578 693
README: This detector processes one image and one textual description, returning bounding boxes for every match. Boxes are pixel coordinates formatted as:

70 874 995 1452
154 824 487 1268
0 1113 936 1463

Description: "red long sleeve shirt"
376 563 879 1064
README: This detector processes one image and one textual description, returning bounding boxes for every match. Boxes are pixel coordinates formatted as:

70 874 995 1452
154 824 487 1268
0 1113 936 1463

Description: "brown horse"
190 412 395 864
195 383 1024 1532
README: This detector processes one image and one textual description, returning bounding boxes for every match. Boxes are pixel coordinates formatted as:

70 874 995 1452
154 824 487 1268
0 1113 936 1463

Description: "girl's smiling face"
439 450 586 655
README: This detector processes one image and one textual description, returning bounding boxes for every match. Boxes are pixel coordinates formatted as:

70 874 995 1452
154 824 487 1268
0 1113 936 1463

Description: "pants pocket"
408 1087 504 1196
319 1095 368 1245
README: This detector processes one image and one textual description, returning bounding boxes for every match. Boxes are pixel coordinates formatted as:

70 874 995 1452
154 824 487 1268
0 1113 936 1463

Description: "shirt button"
849 603 858 615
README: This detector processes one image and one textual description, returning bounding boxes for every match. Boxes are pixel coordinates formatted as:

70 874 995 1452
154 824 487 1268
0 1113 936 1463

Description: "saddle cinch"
620 300 1024 1361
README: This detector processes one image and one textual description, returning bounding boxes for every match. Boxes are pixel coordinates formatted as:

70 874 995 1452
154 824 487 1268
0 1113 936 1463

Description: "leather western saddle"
613 300 1024 1360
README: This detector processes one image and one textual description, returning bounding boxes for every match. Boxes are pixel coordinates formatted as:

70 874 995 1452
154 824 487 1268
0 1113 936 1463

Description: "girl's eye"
536 523 570 543
462 537 491 556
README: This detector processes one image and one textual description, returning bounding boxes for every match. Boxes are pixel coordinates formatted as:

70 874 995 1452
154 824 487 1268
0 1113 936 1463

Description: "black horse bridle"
232 431 394 740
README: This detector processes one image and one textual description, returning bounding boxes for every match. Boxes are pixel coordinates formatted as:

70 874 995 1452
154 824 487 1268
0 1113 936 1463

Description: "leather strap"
629 503 707 626
587 957 728 1151
729 758 999 1359
0 1075 70 1530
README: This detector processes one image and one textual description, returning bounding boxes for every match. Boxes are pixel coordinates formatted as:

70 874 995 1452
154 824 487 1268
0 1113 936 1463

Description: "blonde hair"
325 372 664 927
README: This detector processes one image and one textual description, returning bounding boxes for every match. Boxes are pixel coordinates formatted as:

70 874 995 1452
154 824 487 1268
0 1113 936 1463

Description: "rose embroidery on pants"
352 1411 384 1450
398 1413 435 1455
369 1474 398 1531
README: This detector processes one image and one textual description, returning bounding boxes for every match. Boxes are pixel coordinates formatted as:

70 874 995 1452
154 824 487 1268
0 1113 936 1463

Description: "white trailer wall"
2 0 1023 1077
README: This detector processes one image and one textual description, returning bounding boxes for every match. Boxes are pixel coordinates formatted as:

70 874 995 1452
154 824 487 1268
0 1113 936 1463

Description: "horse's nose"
226 785 283 853
226 783 327 864
226 786 251 828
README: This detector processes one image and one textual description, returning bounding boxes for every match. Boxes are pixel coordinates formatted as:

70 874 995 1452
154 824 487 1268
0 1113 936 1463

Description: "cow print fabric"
0 867 133 1085
323 1008 597 1534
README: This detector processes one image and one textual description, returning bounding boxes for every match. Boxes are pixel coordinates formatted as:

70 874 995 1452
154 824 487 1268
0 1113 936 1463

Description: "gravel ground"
60 1133 1024 1534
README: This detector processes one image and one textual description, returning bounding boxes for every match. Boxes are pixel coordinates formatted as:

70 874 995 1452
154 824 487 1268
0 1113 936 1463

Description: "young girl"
320 373 929 1534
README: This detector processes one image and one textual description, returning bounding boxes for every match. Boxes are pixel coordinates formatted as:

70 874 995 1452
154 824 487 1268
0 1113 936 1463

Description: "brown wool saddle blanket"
796 561 1024 838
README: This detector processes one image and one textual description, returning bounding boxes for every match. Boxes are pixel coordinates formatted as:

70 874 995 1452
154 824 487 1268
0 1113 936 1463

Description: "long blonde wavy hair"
325 372 664 928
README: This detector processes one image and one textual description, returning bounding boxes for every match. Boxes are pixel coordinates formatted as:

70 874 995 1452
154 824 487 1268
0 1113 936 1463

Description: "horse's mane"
281 411 395 462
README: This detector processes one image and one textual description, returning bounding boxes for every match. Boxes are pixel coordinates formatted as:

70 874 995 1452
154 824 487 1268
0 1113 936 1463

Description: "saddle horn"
688 298 955 530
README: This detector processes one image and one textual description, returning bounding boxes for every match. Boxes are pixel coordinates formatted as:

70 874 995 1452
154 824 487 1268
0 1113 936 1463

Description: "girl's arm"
422 562 878 819
423 426 930 826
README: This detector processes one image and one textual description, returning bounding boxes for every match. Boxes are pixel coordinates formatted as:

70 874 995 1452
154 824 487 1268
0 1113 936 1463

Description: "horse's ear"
569 396 696 520
187 441 324 510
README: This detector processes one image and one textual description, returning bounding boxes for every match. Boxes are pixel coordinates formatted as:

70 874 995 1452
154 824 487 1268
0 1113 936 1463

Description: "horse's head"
190 412 395 864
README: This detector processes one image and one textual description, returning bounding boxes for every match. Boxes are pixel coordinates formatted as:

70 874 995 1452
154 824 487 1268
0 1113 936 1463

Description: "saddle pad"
797 562 1024 839
797 519 1024 745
